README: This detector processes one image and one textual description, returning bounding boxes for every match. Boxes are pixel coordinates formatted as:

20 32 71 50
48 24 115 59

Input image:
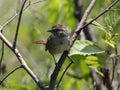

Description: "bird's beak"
47 29 54 32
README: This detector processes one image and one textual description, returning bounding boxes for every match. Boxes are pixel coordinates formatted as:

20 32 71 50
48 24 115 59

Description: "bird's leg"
52 54 57 65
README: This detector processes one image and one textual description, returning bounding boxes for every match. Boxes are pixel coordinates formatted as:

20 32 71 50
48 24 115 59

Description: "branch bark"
0 32 47 90
13 0 27 49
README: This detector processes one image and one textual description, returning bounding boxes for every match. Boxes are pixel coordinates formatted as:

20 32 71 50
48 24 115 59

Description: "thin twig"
82 0 120 30
56 60 73 89
24 0 47 10
0 13 18 32
0 65 22 85
82 0 120 31
30 0 47 5
0 42 4 66
2 13 18 30
0 29 4 66
0 13 17 65
13 0 46 49
0 13 18 66
67 56 75 63
13 0 27 49
67 73 83 80
0 0 44 32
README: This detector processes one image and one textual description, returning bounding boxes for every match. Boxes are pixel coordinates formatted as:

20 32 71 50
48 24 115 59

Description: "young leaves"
70 40 104 56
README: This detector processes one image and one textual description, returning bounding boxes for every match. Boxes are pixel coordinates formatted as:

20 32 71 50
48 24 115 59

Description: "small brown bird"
34 24 70 64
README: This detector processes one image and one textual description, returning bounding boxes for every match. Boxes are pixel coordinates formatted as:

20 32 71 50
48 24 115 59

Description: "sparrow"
34 24 70 64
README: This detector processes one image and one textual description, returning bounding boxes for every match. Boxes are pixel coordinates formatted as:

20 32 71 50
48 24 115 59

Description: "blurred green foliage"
0 0 120 90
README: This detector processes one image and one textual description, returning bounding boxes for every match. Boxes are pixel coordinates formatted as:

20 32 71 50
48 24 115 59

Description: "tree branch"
70 0 97 46
13 0 27 49
48 51 69 90
0 41 4 66
0 65 22 85
0 0 45 32
70 0 120 46
0 32 46 90
0 13 18 32
56 60 73 89
0 0 48 89
24 0 47 10
101 68 113 90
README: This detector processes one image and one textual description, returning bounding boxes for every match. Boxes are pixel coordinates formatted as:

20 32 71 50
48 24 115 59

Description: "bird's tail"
33 40 46 45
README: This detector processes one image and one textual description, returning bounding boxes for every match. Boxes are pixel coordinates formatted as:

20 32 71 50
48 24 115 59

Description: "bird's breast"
46 36 70 54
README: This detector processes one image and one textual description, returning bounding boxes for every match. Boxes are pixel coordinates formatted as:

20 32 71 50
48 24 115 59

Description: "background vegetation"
0 0 120 90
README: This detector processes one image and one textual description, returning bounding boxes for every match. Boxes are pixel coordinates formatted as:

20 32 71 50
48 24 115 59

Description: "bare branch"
0 13 18 32
0 65 22 85
13 0 27 49
0 0 45 32
56 56 74 89
0 13 18 65
48 51 69 90
24 0 47 10
13 0 47 49
0 0 48 89
0 42 4 66
56 60 73 89
0 32 46 90
67 73 83 80
101 68 113 90
70 0 97 46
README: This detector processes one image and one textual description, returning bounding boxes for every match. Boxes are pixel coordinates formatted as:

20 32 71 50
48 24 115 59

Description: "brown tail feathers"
33 40 46 45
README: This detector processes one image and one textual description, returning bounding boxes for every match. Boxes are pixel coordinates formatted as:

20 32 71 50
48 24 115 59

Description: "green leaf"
95 69 104 77
70 40 104 56
85 56 100 69
85 56 104 77
104 40 115 48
